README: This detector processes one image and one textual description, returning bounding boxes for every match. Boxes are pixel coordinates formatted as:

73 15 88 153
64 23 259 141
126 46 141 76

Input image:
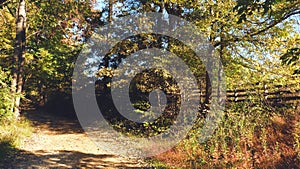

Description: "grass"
150 101 300 168
0 116 32 160
146 158 173 169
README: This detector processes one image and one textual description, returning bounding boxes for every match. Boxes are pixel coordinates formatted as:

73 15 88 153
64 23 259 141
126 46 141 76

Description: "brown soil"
0 110 148 169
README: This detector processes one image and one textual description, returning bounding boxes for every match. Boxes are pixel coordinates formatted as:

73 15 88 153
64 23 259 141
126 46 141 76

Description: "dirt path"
1 111 148 169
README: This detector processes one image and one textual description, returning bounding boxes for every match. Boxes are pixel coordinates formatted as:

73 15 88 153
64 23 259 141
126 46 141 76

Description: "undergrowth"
150 101 300 168
0 68 33 160
0 117 32 160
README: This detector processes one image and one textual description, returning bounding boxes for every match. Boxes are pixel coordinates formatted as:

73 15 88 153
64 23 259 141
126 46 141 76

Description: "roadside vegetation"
150 101 300 168
0 69 32 160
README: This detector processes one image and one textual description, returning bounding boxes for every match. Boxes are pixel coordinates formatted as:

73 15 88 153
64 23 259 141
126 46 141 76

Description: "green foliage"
21 0 100 104
234 0 299 23
281 48 300 74
147 159 170 169
0 68 13 119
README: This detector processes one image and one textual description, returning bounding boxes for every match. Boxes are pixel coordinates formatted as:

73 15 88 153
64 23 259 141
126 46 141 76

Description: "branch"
26 30 42 40
0 10 6 23
6 5 14 17
250 10 300 37
214 3 300 47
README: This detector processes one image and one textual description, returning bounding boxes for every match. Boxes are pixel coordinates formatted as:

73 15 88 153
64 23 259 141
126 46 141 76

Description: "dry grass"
0 117 32 159
151 102 300 168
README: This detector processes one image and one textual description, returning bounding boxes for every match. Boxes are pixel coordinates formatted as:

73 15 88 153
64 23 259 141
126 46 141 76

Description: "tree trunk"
218 26 225 104
205 71 211 105
108 0 113 22
11 0 26 119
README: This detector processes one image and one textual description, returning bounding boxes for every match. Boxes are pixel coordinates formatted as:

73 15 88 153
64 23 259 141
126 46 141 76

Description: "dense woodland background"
0 0 300 168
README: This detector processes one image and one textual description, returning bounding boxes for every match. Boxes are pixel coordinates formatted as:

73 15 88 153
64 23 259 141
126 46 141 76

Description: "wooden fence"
96 81 300 103
226 88 300 102
189 83 300 103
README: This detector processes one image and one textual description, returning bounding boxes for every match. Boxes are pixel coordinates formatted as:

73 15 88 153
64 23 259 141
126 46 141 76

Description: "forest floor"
0 110 148 169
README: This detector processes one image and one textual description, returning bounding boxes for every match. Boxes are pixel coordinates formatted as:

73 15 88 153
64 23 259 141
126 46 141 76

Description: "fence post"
234 88 238 102
263 83 268 100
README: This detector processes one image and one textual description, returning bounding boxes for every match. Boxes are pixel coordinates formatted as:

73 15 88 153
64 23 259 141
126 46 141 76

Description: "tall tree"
11 0 26 119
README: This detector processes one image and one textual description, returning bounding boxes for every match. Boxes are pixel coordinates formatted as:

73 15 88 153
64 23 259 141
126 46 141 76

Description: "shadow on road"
22 110 84 134
1 149 148 169
0 110 150 168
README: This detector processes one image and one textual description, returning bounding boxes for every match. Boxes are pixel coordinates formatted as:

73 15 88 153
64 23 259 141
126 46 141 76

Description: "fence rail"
191 83 300 103
96 81 300 103
226 89 300 102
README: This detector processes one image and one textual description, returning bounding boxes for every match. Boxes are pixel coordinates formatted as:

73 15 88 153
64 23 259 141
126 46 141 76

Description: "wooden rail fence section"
95 82 300 103
191 83 300 102
226 89 300 102
227 83 300 102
